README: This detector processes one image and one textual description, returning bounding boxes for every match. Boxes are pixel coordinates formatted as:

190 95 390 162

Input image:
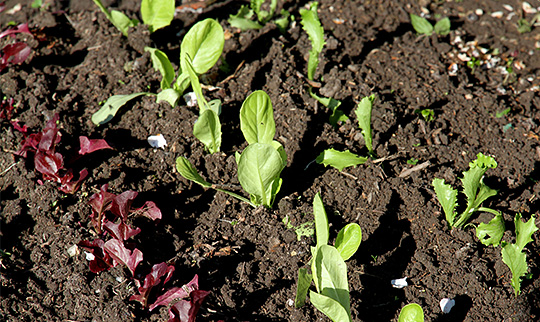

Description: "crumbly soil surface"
1 0 540 321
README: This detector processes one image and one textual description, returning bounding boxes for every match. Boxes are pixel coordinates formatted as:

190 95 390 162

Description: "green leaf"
309 291 352 322
476 211 505 246
309 90 348 126
156 88 180 107
274 9 291 32
237 143 284 207
193 109 221 154
228 5 263 30
300 2 325 81
93 0 139 36
501 243 527 296
398 303 425 322
184 55 208 109
252 0 277 23
240 90 276 145
410 14 433 35
175 156 212 188
316 148 367 172
470 153 498 169
140 0 174 33
335 223 362 261
313 192 329 249
173 72 190 95
432 178 458 227
434 17 451 36
180 18 224 76
515 213 538 251
295 268 312 308
144 47 175 89
91 92 152 125
355 94 376 154
311 245 351 319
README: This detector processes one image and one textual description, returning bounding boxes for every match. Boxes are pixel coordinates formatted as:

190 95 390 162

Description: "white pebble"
147 134 168 149
85 251 95 261
503 4 514 11
440 298 455 313
391 277 408 289
491 11 504 18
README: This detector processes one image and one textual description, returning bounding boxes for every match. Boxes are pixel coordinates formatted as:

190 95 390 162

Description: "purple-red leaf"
103 239 143 276
78 239 114 273
104 220 141 241
34 150 63 180
10 120 27 133
111 190 138 220
130 262 175 308
37 114 61 151
136 201 162 221
88 184 116 234
1 42 32 72
0 97 14 119
0 23 32 39
149 275 199 311
167 290 210 322
59 169 88 194
78 136 112 155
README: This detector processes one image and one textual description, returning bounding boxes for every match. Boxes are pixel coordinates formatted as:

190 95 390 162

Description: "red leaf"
0 97 14 119
167 290 210 322
111 190 138 220
104 220 141 241
0 23 32 39
135 201 162 221
59 169 88 194
103 239 143 276
88 184 116 234
10 120 27 133
130 262 175 308
78 239 114 273
149 275 199 311
34 150 63 180
37 114 61 151
15 132 40 157
78 136 112 155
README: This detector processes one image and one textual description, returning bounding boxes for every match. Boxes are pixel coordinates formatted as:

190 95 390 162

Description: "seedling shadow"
354 190 417 321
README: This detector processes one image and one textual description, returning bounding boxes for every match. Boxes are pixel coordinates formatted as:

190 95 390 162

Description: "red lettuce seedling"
15 114 111 193
103 219 141 241
0 97 14 119
0 23 33 72
168 290 211 322
130 262 176 308
103 239 143 276
88 184 116 234
149 274 200 311
78 239 115 273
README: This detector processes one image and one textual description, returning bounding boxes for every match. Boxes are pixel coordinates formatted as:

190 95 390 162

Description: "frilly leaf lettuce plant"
295 193 361 322
300 2 347 127
93 0 174 36
176 90 286 208
432 153 498 228
315 94 375 171
91 18 225 151
228 0 290 32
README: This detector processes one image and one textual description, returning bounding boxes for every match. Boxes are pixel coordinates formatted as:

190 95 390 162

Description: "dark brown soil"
1 0 540 321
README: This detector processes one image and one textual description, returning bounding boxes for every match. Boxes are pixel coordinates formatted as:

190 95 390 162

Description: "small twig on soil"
295 71 322 88
399 161 431 178
217 60 245 86
0 161 20 176
341 171 358 180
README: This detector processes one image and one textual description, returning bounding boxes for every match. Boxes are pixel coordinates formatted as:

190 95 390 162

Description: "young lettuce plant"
176 90 286 208
398 303 424 322
295 193 361 322
93 0 175 36
432 153 498 229
410 14 451 36
91 17 225 140
228 0 290 32
315 94 376 171
300 2 347 127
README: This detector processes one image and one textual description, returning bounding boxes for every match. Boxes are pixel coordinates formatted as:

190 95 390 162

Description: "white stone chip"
148 134 167 149
67 244 79 257
391 277 408 288
183 92 198 107
440 298 455 313
85 251 95 261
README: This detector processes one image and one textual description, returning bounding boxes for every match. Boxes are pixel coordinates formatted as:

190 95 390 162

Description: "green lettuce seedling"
501 213 538 296
476 210 505 247
315 94 375 171
176 90 285 208
410 14 451 36
300 2 347 127
295 193 361 322
92 18 224 137
432 153 498 229
398 303 424 322
228 0 290 32
93 0 174 36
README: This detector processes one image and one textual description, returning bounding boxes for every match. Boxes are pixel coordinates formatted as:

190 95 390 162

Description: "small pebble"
475 8 484 16
522 2 537 14
491 11 504 18
503 4 514 11
147 134 168 149
391 277 408 289
440 298 455 313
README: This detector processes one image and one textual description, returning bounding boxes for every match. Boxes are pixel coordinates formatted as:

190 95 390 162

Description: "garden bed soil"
1 0 540 321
